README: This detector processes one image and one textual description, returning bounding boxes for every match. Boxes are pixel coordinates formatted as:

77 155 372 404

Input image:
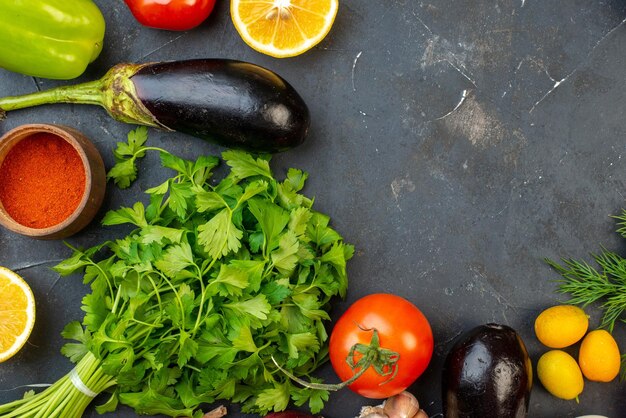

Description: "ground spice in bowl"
0 133 86 228
0 124 105 239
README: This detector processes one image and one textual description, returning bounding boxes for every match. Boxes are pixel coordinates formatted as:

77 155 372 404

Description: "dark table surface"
1 1 626 417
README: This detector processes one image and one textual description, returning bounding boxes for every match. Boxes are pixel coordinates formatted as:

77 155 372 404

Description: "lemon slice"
231 0 339 58
0 266 35 362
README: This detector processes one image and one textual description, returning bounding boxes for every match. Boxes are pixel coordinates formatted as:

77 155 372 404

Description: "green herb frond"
611 209 626 238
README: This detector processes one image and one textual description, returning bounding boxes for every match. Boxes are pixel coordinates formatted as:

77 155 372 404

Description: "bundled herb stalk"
546 210 626 374
0 131 353 417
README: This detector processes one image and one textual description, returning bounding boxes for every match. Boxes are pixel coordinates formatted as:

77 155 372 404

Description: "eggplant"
0 59 310 153
442 323 532 418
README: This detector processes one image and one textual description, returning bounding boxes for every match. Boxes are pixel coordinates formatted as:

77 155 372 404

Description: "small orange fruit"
537 350 584 401
0 266 36 362
231 0 339 58
534 305 588 348
578 329 620 382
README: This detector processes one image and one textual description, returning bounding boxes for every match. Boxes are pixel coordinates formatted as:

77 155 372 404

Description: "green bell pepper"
0 0 105 80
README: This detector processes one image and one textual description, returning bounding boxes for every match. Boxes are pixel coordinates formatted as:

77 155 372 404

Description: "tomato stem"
272 328 400 391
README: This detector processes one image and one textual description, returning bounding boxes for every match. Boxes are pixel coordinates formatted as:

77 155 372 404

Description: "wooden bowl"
0 124 106 239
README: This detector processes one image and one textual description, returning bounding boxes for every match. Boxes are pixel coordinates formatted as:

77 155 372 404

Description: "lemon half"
0 266 36 362
231 0 339 58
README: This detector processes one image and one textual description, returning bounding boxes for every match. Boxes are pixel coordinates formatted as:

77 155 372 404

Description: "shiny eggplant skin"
131 59 310 152
442 323 532 418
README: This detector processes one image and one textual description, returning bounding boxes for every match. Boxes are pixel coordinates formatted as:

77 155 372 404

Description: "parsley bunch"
0 130 353 417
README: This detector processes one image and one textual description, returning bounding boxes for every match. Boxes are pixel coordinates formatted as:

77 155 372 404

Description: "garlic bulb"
382 392 421 418
358 405 387 418
357 392 429 418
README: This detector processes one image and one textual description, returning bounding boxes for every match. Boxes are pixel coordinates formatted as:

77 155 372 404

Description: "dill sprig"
545 253 626 332
546 209 626 379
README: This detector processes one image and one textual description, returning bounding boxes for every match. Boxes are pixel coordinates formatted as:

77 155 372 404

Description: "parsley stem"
157 271 187 330
90 259 115 302
191 264 206 336
272 329 400 392
0 353 115 418
111 285 123 314
271 356 368 391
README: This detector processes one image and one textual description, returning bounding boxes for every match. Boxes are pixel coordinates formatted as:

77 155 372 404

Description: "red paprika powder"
0 133 86 229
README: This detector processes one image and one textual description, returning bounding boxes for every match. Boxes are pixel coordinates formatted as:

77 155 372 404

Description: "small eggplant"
442 323 532 418
0 59 310 153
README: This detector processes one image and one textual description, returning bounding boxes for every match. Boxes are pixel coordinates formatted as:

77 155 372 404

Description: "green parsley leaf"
154 242 195 278
102 202 148 228
238 180 269 204
53 250 91 276
160 152 191 176
119 388 192 417
286 332 319 360
277 168 312 209
119 126 148 158
255 382 291 412
140 226 184 245
60 322 90 362
145 180 169 196
231 326 257 353
197 367 228 392
228 260 265 292
212 263 250 297
271 231 300 274
81 293 110 332
289 207 312 237
195 343 238 366
291 385 329 414
177 330 199 368
168 182 194 219
223 294 271 321
262 280 291 305
192 155 220 185
196 190 227 212
95 391 119 414
307 212 341 246
107 127 150 189
223 150 272 180
108 159 138 189
248 199 290 252
197 209 243 259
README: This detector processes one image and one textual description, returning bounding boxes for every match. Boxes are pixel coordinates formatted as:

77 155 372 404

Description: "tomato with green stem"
123 0 216 31
328 294 434 398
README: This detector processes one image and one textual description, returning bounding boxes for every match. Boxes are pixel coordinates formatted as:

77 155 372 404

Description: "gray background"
1 1 626 417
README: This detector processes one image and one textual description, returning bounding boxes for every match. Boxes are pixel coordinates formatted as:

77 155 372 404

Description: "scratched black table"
1 1 626 417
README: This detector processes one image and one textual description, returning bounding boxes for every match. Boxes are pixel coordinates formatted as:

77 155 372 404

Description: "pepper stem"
272 328 400 391
0 63 167 129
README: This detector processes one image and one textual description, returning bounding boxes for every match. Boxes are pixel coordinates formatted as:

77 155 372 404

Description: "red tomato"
329 294 434 399
124 0 216 31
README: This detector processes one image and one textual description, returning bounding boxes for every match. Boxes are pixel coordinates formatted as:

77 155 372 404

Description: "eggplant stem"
0 80 104 111
0 63 164 130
